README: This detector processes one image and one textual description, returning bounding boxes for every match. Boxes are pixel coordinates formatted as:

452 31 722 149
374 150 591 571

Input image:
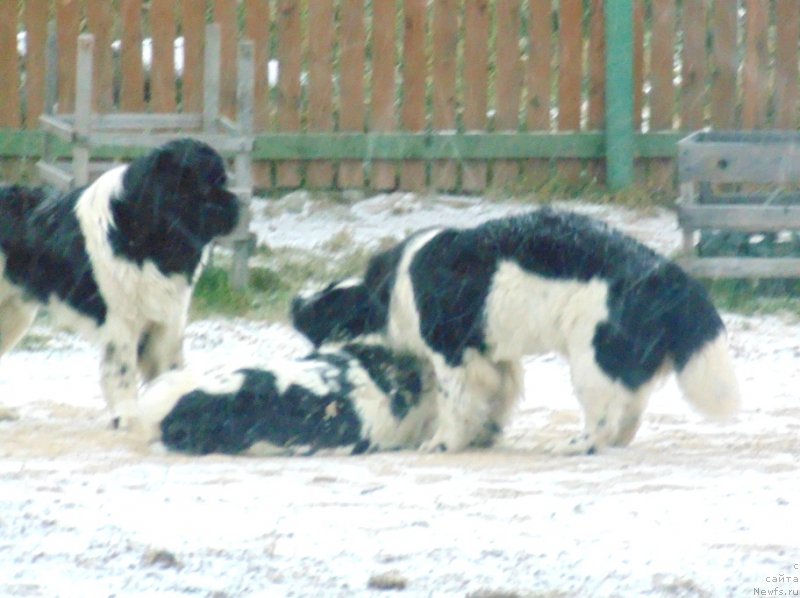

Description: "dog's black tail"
661 264 741 418
0 185 47 246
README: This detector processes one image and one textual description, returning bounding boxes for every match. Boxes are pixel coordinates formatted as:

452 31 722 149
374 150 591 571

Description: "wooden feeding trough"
677 130 800 279
37 24 255 289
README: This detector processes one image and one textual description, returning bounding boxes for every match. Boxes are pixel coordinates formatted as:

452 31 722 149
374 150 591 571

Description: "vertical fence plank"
742 0 768 129
774 0 799 129
24 0 49 128
276 0 303 188
524 0 552 188
339 0 366 188
462 0 489 192
0 0 19 127
120 0 145 112
400 0 427 191
431 0 458 191
181 0 205 113
648 0 676 191
87 0 114 113
245 0 272 189
151 0 177 112
557 0 582 184
632 0 644 132
710 0 736 130
493 0 521 187
307 0 335 188
586 0 604 184
56 0 80 114
370 0 397 190
681 0 707 130
215 0 238 119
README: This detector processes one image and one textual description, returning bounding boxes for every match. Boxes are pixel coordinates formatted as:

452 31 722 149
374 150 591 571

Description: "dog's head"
118 138 239 240
291 278 384 347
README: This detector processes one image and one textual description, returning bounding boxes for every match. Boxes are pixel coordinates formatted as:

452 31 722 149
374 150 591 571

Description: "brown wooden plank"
557 0 582 184
150 0 177 112
493 0 522 187
370 0 398 190
462 0 490 192
56 0 80 114
276 0 303 188
585 0 604 185
245 0 272 189
742 0 769 130
215 0 238 119
523 0 553 189
0 0 19 127
23 0 48 127
647 0 677 192
120 0 145 112
774 0 799 130
680 0 707 130
87 0 114 113
431 0 458 191
306 0 335 188
180 0 205 113
338 0 366 189
399 0 427 191
709 0 736 129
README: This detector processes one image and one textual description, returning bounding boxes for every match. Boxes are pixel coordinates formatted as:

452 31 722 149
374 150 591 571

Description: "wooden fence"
1 0 799 193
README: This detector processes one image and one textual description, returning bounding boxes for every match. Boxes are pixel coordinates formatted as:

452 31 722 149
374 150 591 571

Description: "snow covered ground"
1 194 799 597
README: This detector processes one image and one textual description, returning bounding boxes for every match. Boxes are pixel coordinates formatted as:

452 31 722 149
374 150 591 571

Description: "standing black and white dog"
137 338 436 455
0 138 239 428
292 208 741 454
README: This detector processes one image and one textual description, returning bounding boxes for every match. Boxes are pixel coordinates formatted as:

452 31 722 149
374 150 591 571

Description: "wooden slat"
370 0 397 190
741 0 768 130
56 0 80 115
150 0 177 112
215 0 238 119
557 0 582 183
245 0 272 189
276 0 302 188
585 0 604 184
0 0 20 128
338 0 366 188
399 0 427 191
431 0 458 191
774 1 799 130
462 0 490 192
647 0 676 191
710 0 736 130
306 0 335 188
678 206 800 232
493 0 522 187
87 0 114 114
181 0 205 113
679 257 800 279
120 0 145 112
680 0 707 130
24 0 49 128
632 0 644 132
678 139 800 185
523 0 553 188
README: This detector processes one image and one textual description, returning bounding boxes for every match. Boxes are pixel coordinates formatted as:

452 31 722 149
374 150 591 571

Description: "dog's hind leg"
137 321 185 383
0 296 37 356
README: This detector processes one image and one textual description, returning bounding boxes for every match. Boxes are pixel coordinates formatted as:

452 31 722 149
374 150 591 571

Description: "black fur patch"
0 184 107 324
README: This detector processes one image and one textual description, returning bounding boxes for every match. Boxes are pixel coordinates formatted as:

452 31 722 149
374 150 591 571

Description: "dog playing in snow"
0 138 239 428
291 208 741 454
137 337 436 455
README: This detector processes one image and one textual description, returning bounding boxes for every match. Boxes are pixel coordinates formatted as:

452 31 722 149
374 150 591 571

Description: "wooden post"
203 24 221 132
604 0 633 191
231 39 255 290
74 34 94 188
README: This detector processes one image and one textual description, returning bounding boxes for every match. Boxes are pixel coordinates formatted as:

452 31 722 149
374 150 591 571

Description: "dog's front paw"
0 406 19 422
110 413 139 431
549 433 598 456
418 439 448 453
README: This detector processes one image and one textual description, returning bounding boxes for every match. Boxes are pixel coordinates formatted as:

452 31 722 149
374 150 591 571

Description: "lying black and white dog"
137 338 436 455
292 208 741 454
0 138 239 428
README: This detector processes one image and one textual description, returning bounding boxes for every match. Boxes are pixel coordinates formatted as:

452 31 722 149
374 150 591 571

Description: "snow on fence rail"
0 1 798 192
